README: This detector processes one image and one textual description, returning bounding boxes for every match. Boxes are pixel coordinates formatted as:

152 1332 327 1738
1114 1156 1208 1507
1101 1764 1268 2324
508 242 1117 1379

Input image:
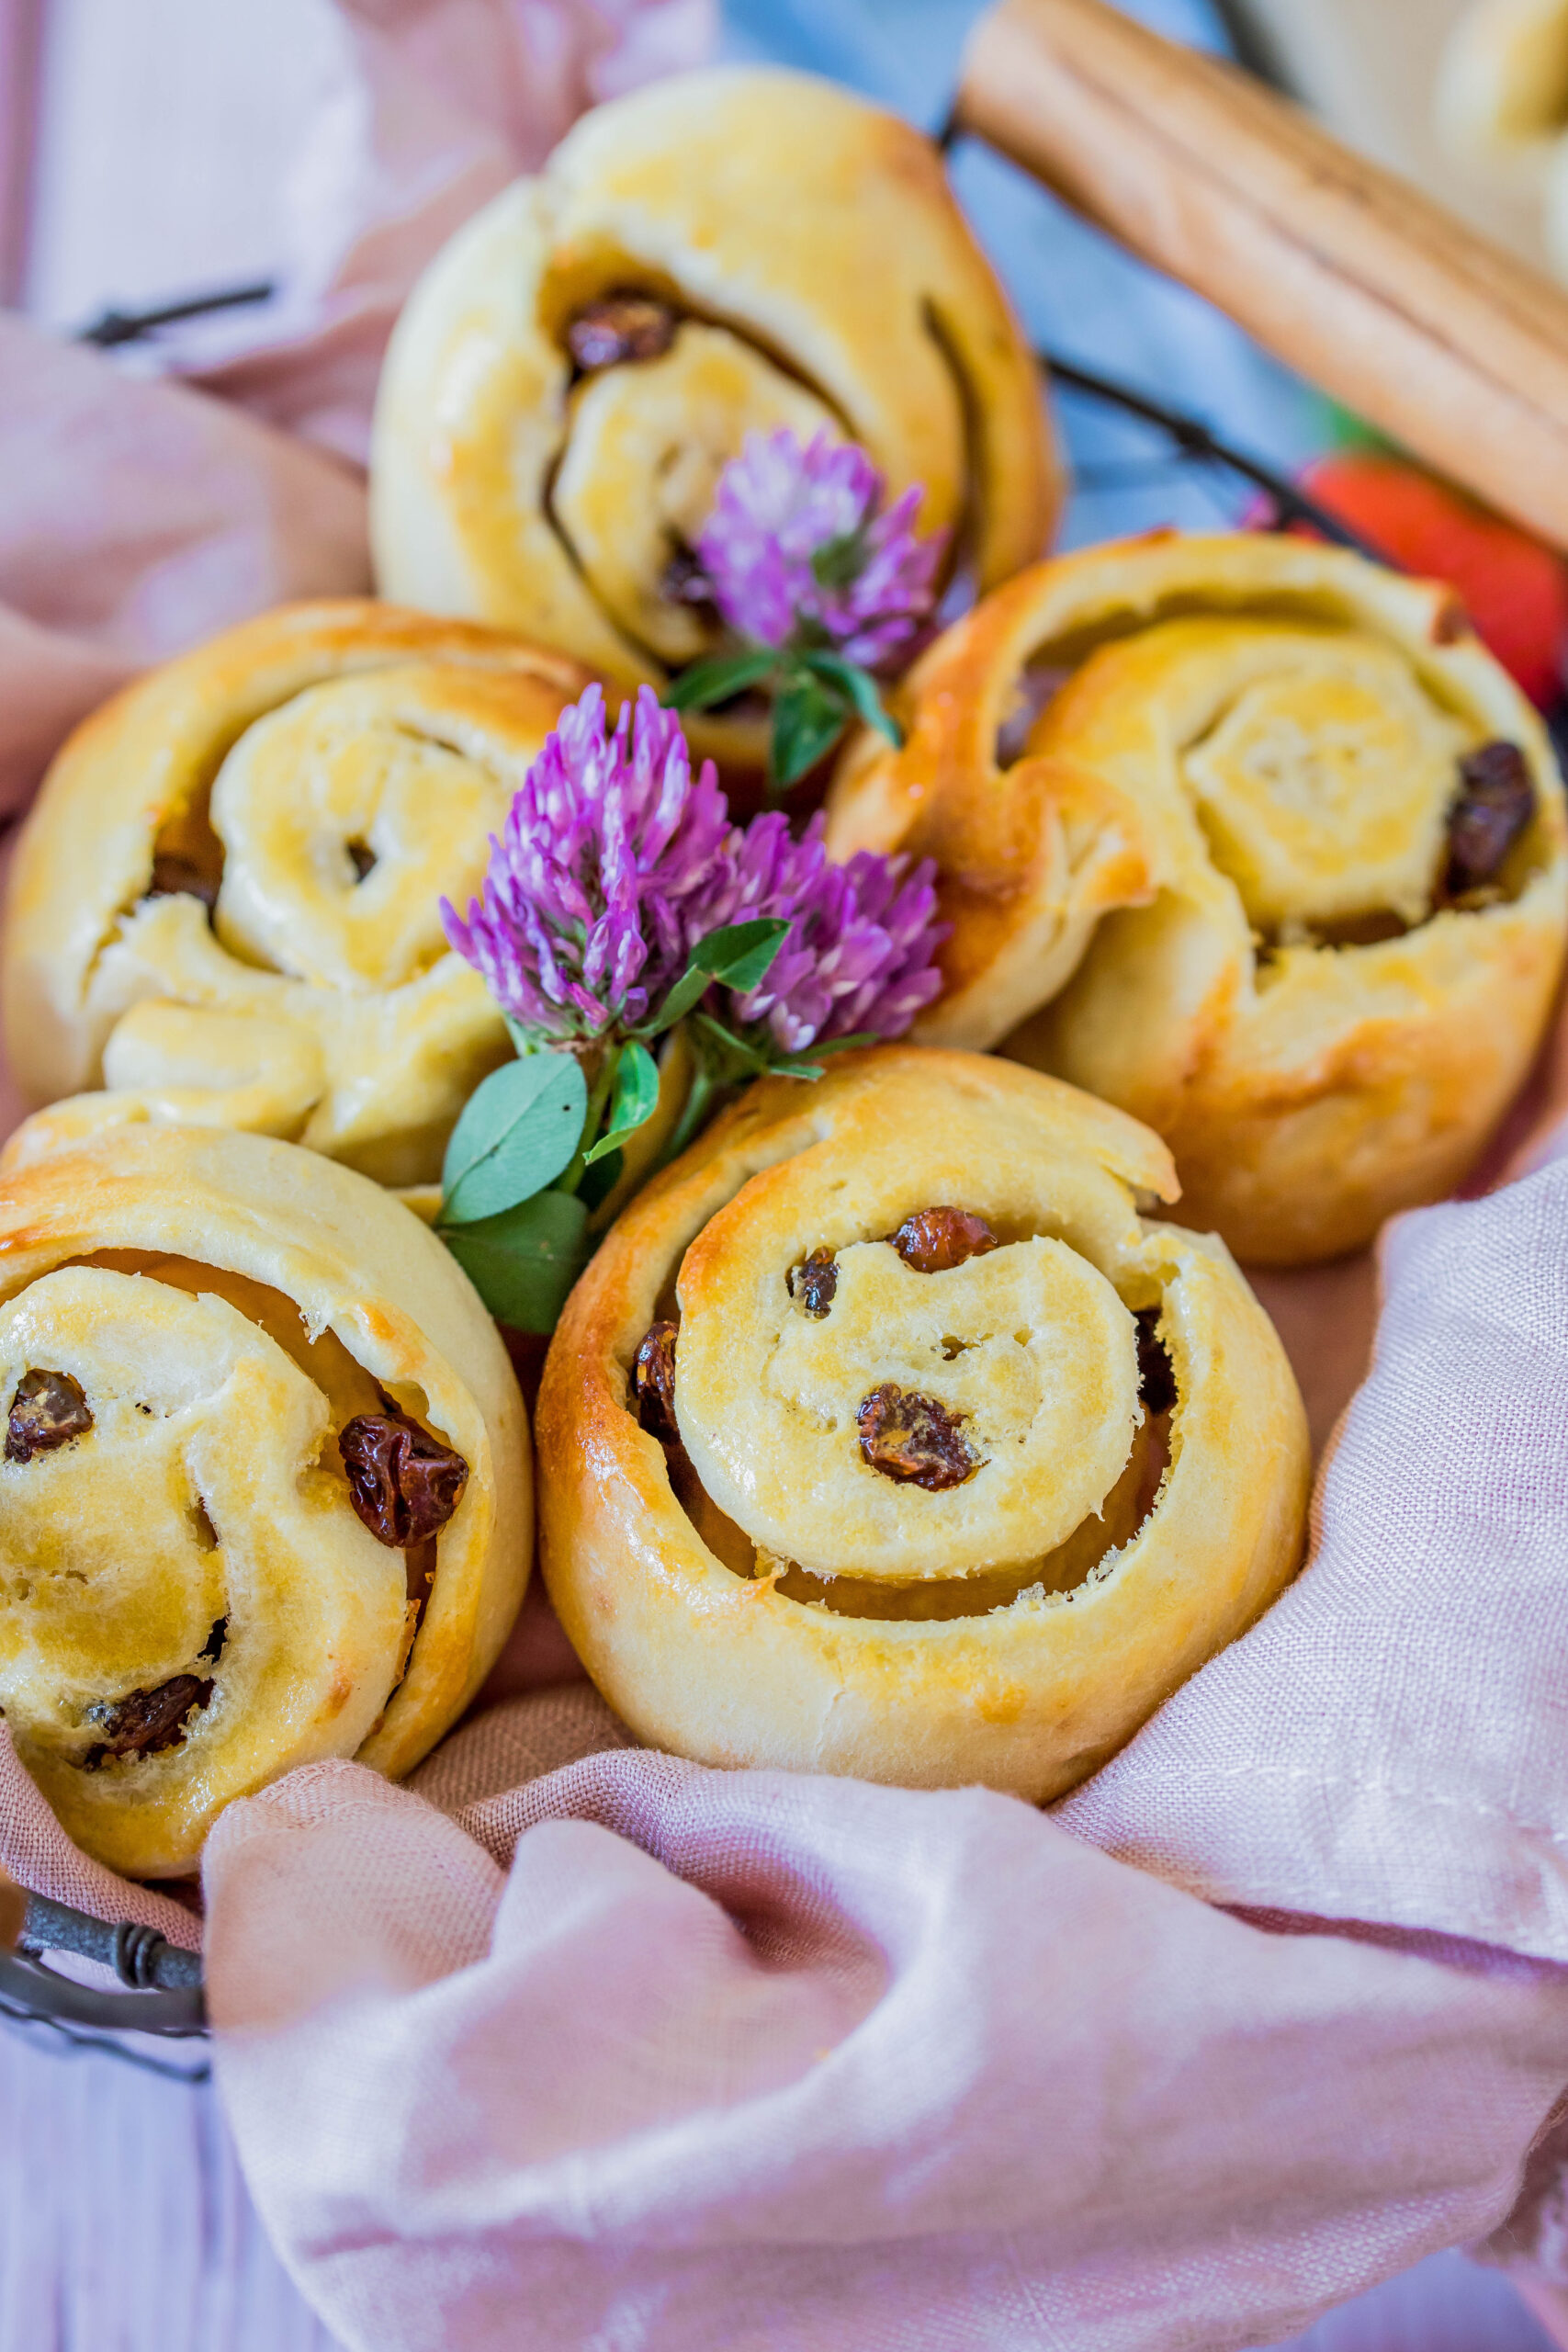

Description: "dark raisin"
788 1252 839 1317
891 1208 998 1274
338 1403 468 1547
1446 741 1534 895
566 293 678 372
856 1384 979 1490
146 854 220 912
661 546 715 608
1134 1308 1177 1416
83 1673 212 1768
1432 594 1472 647
633 1320 679 1440
347 839 377 882
6 1370 93 1464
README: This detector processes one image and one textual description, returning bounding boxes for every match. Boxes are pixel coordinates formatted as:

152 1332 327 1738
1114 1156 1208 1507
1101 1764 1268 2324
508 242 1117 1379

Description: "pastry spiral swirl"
370 66 1055 775
826 536 1568 1262
0 1125 529 1877
2 602 586 1186
537 1047 1308 1800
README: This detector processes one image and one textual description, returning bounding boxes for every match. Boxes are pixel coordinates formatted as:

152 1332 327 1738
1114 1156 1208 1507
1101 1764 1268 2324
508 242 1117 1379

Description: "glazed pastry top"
370 66 1055 737
3 602 587 1187
537 1046 1309 1800
0 1124 531 1876
675 1140 1143 1580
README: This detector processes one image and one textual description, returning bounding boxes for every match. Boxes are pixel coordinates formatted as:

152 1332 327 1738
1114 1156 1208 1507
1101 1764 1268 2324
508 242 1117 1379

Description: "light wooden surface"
958 0 1568 550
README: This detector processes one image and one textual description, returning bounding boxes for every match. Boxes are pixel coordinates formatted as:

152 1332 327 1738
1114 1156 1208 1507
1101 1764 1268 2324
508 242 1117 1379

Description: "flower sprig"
664 430 946 791
435 684 944 1331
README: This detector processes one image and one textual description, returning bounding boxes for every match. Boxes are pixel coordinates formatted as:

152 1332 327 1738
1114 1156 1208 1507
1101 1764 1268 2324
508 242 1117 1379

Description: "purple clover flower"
694 429 945 670
441 683 733 1042
713 813 946 1056
444 685 946 1058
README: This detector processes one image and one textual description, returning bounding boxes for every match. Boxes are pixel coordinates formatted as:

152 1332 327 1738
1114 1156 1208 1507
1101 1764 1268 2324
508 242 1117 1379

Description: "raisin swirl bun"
2 602 586 1186
0 1124 528 1877
369 66 1055 776
536 1047 1308 1799
826 535 1568 1263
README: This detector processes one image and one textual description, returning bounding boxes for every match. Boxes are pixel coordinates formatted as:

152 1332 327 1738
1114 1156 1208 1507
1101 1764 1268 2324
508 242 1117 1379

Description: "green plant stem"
557 1040 619 1197
663 1058 725 1167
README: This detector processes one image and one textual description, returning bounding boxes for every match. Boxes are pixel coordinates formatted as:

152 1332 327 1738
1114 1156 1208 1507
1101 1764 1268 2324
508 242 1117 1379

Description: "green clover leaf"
439 1191 592 1333
582 1041 660 1166
438 1053 588 1227
639 918 790 1038
798 650 902 748
662 649 777 713
770 669 850 790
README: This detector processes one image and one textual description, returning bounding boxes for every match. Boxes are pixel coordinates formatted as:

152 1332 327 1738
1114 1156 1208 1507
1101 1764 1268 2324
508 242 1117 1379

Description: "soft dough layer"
826 536 1568 1263
0 1125 530 1876
537 1046 1310 1801
2 601 586 1187
369 66 1055 779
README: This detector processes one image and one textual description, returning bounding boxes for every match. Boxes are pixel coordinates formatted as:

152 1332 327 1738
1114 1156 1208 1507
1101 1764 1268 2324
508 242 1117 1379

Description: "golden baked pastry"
536 1046 1308 1800
369 65 1055 774
827 535 1568 1264
0 1124 529 1877
3 601 586 1187
1436 1 1568 275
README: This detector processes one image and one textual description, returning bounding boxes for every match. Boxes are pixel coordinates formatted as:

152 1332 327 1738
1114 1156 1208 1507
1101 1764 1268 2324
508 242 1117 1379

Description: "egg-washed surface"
1 602 588 1189
537 1047 1309 1802
369 66 1055 774
675 1152 1142 1579
827 536 1568 1263
0 1125 530 1877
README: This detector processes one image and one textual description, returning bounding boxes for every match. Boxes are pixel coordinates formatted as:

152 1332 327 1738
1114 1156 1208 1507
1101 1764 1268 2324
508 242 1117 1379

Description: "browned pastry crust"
370 65 1057 779
0 1124 530 1877
827 534 1568 1263
3 600 587 1187
536 1046 1308 1799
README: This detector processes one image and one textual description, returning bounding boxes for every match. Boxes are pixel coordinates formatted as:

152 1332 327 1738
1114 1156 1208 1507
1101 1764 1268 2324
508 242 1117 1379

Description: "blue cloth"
719 0 1322 547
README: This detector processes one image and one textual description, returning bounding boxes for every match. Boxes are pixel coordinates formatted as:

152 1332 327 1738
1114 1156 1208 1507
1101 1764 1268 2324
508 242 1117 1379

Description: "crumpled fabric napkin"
0 313 369 818
0 0 712 816
177 1142 1568 2352
171 0 716 463
8 1136 1568 2349
198 1741 1568 2352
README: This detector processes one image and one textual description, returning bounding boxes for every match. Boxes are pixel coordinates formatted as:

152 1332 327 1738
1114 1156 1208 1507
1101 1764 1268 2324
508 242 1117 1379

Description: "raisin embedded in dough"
787 1252 839 1316
84 1673 214 1768
6 1369 93 1464
1447 741 1535 894
890 1208 998 1273
339 1406 468 1546
633 1321 680 1440
146 854 220 911
567 293 678 372
857 1384 979 1490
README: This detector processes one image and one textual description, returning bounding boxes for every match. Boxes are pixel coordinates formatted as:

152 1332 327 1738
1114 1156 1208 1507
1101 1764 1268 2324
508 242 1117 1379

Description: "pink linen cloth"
141 0 716 465
184 1148 1568 2351
0 312 370 818
0 0 713 813
6 1146 1568 2347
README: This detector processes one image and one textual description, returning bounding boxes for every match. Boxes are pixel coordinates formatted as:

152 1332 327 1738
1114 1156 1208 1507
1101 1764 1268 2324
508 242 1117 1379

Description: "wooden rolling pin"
955 0 1568 550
